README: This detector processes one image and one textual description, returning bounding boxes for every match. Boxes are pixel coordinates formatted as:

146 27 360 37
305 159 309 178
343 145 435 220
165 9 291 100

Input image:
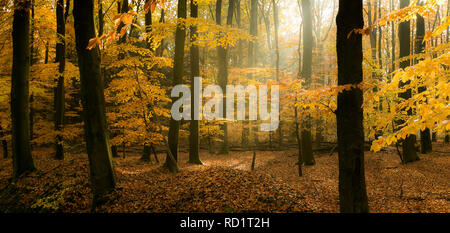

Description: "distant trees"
73 0 116 201
336 0 369 213
11 0 36 179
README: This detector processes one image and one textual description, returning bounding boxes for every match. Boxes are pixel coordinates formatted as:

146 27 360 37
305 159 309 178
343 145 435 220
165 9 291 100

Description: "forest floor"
0 143 449 213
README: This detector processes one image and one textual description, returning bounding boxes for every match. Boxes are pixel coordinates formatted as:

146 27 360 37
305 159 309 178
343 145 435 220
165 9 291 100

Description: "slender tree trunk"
11 0 36 179
398 0 419 163
155 9 165 57
189 0 202 164
216 0 234 154
336 0 369 213
145 0 152 49
73 0 116 201
301 0 314 165
165 0 186 173
272 0 282 150
243 0 258 149
54 0 66 160
97 0 104 37
415 3 432 154
391 0 396 72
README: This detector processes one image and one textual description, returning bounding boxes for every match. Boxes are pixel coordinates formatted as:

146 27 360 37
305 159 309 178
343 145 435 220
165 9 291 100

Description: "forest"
0 0 449 214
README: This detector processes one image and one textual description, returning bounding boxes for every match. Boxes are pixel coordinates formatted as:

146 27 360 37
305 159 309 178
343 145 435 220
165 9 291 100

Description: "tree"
73 0 116 202
272 0 282 149
301 0 314 165
165 0 186 173
415 1 432 154
336 0 369 213
216 0 235 154
398 0 419 163
188 0 202 164
11 0 36 179
54 0 66 160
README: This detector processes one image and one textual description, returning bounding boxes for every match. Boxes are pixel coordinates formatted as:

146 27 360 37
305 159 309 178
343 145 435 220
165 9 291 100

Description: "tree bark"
11 0 36 179
398 0 419 163
272 0 282 150
73 0 116 201
301 0 314 165
165 0 186 173
415 2 432 154
54 0 66 160
0 126 8 158
336 0 369 213
189 0 202 164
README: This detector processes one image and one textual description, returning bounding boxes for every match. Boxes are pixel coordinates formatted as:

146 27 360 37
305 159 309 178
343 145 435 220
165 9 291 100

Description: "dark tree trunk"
0 126 8 158
415 3 432 154
301 0 314 165
165 0 186 173
54 0 66 160
398 0 419 163
117 0 129 43
97 0 104 37
11 0 36 179
73 0 116 201
294 106 302 176
188 0 202 164
155 9 166 57
336 0 369 213
141 144 151 162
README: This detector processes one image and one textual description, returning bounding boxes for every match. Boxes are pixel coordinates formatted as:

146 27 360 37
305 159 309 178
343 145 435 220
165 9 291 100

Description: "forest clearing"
1 143 448 213
1 0 449 215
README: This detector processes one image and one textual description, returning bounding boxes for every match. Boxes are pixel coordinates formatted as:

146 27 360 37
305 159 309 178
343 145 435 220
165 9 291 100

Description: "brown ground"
0 143 448 213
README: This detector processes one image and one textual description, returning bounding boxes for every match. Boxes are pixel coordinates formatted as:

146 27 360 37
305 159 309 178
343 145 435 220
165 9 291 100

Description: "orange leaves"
424 16 450 42
144 0 166 14
347 27 371 39
86 10 138 50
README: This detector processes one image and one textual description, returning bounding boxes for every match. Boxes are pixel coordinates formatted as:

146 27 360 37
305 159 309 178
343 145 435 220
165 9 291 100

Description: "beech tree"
398 0 420 163
166 0 186 173
11 0 36 179
301 0 314 165
73 0 116 201
189 0 202 164
336 0 369 213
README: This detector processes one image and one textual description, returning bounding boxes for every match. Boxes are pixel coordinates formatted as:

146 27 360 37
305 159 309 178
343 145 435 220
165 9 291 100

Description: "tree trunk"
141 144 151 162
272 0 282 150
398 0 419 163
54 0 66 160
336 0 369 213
390 0 395 72
165 0 186 173
301 0 314 165
73 0 116 201
97 0 104 37
0 126 8 158
415 2 432 154
189 0 202 164
11 0 36 179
